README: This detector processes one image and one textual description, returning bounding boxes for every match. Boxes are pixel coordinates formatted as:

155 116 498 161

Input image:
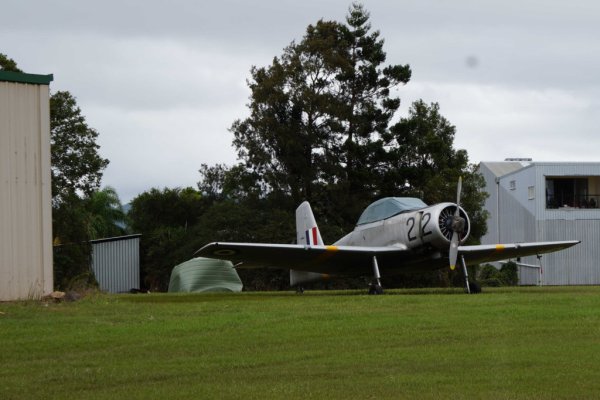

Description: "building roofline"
0 70 53 85
479 161 529 179
482 161 600 181
496 163 535 180
91 234 142 245
479 161 600 179
525 161 600 166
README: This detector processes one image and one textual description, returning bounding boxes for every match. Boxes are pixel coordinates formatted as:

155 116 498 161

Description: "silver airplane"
195 178 579 294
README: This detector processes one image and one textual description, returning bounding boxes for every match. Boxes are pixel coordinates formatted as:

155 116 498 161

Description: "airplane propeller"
449 177 466 271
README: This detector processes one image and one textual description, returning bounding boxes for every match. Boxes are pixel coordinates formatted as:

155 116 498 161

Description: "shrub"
478 262 519 287
500 261 518 286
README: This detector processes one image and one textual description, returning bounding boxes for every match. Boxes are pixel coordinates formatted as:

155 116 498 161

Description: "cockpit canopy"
357 197 428 225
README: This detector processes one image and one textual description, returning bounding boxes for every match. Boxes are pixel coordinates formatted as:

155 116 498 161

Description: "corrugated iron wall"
498 184 535 244
0 80 53 300
479 164 500 244
533 164 600 285
483 162 600 285
518 265 541 286
91 235 141 293
539 220 600 285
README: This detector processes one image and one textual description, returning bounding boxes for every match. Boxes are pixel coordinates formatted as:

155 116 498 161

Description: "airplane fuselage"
334 202 470 253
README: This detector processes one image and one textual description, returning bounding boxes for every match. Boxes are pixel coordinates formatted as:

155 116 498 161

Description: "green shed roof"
0 70 53 85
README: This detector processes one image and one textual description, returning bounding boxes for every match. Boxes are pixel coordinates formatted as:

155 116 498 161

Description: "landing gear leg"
460 255 481 294
368 256 384 295
461 255 471 294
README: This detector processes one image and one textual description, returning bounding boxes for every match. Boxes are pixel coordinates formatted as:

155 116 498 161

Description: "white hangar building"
479 160 600 285
0 70 54 300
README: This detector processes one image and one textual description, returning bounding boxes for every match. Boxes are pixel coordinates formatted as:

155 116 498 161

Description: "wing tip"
194 241 219 256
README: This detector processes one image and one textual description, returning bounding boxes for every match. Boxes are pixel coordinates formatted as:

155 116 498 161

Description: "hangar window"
546 177 600 209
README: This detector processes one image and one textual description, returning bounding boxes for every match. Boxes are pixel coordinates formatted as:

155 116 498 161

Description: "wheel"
368 284 384 295
295 286 304 294
468 281 481 294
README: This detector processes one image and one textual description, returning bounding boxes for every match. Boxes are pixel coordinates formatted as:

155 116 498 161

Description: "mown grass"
1 286 600 399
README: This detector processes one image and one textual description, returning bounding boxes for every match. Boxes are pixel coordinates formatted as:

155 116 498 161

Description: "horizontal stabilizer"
290 270 329 286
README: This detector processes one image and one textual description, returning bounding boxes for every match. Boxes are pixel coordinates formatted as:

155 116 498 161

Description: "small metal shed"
91 234 141 293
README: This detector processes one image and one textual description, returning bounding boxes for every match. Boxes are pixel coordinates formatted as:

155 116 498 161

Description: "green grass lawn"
1 286 600 399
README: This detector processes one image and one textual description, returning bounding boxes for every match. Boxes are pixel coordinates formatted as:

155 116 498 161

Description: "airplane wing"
458 240 580 266
196 240 580 276
195 242 415 276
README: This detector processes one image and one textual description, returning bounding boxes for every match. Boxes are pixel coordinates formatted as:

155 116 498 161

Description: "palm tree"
84 186 128 239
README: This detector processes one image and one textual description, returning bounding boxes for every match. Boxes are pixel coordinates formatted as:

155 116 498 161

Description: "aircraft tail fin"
295 201 324 246
291 201 325 287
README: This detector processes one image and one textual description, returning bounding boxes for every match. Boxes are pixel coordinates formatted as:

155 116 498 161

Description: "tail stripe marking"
304 227 319 245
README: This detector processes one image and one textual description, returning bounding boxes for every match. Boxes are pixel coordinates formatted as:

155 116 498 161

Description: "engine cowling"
436 203 471 247
417 203 470 250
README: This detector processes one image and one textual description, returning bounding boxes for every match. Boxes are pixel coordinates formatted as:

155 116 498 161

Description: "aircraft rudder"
295 201 324 246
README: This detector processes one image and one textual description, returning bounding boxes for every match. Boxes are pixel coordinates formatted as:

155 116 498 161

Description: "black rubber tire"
368 284 384 295
468 281 482 294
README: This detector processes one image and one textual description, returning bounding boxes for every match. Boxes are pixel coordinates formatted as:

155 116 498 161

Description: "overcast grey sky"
3 0 600 202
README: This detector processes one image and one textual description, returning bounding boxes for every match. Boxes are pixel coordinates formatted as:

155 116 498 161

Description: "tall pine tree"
230 4 411 230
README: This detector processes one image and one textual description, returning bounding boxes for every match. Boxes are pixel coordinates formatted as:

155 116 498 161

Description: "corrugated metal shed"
480 161 600 285
91 235 141 293
0 71 54 300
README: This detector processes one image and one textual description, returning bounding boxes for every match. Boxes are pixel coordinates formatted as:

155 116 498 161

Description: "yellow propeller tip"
450 265 456 270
